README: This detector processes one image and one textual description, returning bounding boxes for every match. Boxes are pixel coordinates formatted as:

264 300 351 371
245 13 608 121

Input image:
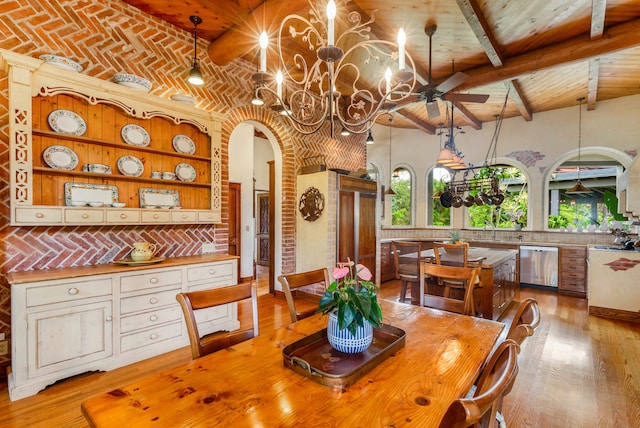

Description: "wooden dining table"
81 299 504 427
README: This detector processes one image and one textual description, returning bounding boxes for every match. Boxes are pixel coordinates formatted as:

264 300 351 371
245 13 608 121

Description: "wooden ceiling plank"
207 0 310 66
504 80 532 121
451 101 482 130
587 58 600 110
454 0 505 67
459 18 640 91
591 0 607 39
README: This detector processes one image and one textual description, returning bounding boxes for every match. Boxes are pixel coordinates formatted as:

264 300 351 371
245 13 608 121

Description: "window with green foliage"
547 161 626 230
467 166 528 229
431 167 451 226
391 168 411 226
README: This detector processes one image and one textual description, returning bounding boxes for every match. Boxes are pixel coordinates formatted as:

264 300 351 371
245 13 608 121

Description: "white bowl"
113 73 152 92
111 202 126 208
88 202 104 207
69 201 87 207
39 54 83 72
170 94 196 105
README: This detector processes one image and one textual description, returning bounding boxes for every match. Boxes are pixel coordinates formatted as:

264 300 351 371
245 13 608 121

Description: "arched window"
428 167 451 226
391 167 411 226
466 165 528 230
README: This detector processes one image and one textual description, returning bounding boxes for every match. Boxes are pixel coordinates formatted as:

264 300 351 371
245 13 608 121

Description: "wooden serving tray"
282 324 406 389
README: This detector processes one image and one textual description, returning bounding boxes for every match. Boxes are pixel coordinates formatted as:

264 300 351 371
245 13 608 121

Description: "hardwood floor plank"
0 275 638 427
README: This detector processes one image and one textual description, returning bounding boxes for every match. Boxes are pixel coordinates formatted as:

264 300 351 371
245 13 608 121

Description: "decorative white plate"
172 134 196 155
121 124 150 147
48 110 87 136
117 155 144 177
42 145 79 170
64 183 118 206
39 54 83 72
113 73 152 92
170 94 196 105
175 163 196 182
139 188 180 208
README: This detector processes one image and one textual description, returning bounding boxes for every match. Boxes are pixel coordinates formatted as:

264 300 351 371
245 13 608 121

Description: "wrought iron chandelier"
252 0 417 137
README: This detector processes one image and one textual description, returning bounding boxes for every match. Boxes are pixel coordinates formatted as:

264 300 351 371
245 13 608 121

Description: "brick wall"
0 0 366 369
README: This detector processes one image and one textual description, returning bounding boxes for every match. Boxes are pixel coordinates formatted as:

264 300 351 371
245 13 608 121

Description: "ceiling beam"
457 18 640 91
207 0 310 66
396 110 436 134
504 80 533 121
590 0 607 39
587 0 606 111
451 102 482 130
587 59 600 111
454 0 505 67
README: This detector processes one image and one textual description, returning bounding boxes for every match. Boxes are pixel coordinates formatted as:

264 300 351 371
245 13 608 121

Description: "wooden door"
338 190 356 265
228 182 241 280
256 193 269 266
358 192 377 275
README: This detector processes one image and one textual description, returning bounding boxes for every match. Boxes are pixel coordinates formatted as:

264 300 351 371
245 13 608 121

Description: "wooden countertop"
412 247 517 268
81 299 504 427
5 254 239 284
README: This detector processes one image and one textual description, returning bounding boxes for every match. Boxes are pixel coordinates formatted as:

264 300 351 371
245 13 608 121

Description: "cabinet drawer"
562 248 587 257
560 281 586 293
120 321 183 352
198 211 220 223
141 210 171 223
187 261 234 283
562 257 586 267
120 305 182 333
106 210 140 223
120 269 183 293
561 271 585 281
64 208 105 223
15 207 63 224
26 278 112 307
120 288 181 315
171 210 197 223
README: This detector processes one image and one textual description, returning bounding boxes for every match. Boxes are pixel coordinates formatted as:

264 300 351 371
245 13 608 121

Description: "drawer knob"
181 215 187 219
106 316 113 322
153 214 159 219
150 314 158 322
120 214 127 219
82 214 89 219
208 269 216 275
36 212 44 218
149 297 158 304
150 333 158 340
68 287 79 295
149 277 158 284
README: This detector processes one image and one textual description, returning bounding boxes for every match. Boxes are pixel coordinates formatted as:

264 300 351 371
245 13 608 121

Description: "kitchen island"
588 247 640 322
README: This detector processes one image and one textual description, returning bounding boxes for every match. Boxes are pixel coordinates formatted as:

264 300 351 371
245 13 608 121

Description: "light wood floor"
1 269 639 427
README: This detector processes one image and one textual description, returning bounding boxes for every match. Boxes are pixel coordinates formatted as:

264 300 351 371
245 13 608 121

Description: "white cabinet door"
27 300 113 379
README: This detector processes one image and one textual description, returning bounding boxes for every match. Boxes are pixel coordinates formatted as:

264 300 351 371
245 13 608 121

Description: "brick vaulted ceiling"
122 0 640 134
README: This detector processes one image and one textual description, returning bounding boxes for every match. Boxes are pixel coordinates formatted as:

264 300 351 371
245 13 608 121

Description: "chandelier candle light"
252 0 417 137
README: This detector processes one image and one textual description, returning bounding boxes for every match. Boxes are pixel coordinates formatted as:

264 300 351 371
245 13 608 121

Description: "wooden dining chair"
505 298 541 349
176 282 259 360
419 263 479 316
438 339 520 428
392 241 423 303
277 268 330 323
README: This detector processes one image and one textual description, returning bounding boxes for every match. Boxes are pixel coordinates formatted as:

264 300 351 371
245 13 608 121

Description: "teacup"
89 163 111 174
151 171 162 179
162 172 176 180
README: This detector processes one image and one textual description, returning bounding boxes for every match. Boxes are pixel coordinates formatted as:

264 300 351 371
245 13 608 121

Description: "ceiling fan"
401 24 490 119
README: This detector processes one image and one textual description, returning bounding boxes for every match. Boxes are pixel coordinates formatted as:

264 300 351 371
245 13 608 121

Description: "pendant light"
187 16 204 86
566 97 591 194
384 116 397 195
366 129 375 144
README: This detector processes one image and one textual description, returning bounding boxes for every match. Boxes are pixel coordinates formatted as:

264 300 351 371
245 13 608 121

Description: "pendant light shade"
366 130 375 144
187 16 204 86
566 97 591 195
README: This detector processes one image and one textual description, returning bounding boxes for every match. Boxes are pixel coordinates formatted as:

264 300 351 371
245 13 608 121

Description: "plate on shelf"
114 257 166 266
175 162 196 182
39 54 83 72
172 134 196 155
43 145 79 170
170 94 196 105
117 155 144 177
112 73 152 92
121 124 150 147
47 110 87 136
139 188 179 208
65 183 118 206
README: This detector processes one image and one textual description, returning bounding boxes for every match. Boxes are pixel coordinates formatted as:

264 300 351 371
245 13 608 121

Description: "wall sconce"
187 15 204 86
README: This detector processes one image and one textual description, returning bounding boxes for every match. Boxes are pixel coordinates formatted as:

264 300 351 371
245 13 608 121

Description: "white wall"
367 94 640 230
229 122 255 279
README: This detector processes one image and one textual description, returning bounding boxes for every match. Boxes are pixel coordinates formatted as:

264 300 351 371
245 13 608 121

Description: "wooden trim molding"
589 305 640 323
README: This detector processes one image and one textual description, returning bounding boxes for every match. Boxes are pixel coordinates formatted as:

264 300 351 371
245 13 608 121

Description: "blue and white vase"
327 311 373 353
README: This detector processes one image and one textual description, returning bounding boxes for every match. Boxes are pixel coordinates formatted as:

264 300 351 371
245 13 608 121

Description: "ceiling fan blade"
427 101 441 119
435 72 469 94
444 93 490 103
388 97 422 112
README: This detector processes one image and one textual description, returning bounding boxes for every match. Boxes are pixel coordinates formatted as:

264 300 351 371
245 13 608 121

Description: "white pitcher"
130 242 157 261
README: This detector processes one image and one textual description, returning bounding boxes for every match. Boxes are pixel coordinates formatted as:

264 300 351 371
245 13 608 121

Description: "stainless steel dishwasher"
519 246 558 287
